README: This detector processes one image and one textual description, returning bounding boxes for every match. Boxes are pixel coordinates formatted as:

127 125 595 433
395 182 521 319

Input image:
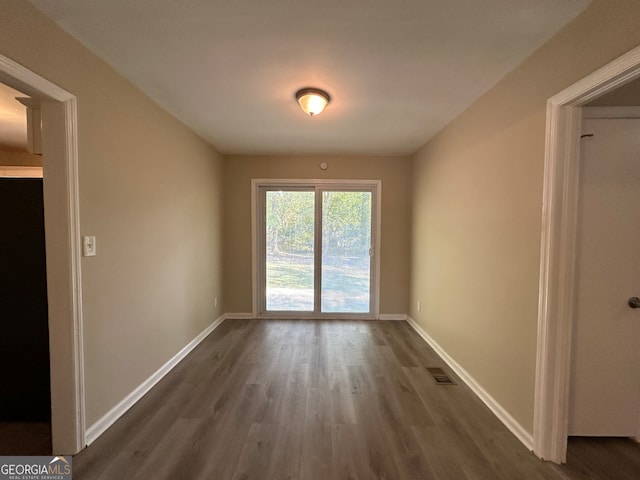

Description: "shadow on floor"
554 437 640 480
0 422 52 455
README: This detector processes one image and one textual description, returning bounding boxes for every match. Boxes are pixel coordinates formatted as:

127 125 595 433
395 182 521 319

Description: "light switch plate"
83 236 97 257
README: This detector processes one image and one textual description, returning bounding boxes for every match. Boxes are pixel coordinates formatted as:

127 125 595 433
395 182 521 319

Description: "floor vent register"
427 367 457 385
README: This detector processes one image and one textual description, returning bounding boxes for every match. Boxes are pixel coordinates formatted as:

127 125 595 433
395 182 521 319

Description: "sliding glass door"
265 189 315 311
321 190 372 313
256 181 379 317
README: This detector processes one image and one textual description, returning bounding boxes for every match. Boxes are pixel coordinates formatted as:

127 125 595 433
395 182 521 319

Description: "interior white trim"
63 96 86 453
85 315 226 445
224 313 255 320
225 313 407 321
0 54 85 454
378 314 407 321
251 181 258 318
0 57 74 101
251 178 382 320
534 44 640 464
406 316 534 450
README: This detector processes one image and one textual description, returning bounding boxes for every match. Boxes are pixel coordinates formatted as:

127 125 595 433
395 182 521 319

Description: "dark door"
0 177 50 421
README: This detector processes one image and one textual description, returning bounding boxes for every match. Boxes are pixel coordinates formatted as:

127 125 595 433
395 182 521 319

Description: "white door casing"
534 44 640 464
0 54 85 454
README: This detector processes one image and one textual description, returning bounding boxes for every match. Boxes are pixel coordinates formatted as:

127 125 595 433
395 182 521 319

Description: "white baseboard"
406 316 534 451
85 315 226 445
225 313 408 321
378 314 407 321
224 313 254 320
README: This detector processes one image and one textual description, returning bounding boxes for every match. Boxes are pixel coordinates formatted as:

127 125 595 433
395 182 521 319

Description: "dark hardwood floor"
71 319 639 479
555 437 640 480
0 421 51 455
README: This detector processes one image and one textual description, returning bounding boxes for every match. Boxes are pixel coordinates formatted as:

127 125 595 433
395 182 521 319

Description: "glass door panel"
265 190 315 311
257 182 377 317
321 191 372 313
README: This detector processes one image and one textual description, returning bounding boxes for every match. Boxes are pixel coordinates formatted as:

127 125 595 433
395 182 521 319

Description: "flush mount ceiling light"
295 88 331 116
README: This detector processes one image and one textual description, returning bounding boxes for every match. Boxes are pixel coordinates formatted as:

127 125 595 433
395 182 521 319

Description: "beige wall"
0 151 42 166
410 0 640 434
1 0 224 425
223 155 412 315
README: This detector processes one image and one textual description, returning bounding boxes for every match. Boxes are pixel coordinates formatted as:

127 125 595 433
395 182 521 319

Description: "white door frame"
533 44 640 464
0 54 85 454
251 178 381 319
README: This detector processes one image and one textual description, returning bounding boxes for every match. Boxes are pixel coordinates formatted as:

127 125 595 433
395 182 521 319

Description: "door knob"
629 297 640 309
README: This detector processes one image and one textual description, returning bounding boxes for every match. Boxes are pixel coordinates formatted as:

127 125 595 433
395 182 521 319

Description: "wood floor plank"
328 424 357 479
413 424 476 480
230 423 275 480
69 319 637 480
264 412 306 480
300 423 332 480
75 380 197 479
186 383 270 479
125 418 201 480
353 391 436 479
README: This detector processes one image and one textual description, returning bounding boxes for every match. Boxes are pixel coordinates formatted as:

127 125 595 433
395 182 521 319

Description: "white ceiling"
29 0 591 156
0 82 28 151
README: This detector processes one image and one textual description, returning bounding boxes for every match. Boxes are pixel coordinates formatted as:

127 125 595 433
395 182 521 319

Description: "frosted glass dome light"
295 88 331 116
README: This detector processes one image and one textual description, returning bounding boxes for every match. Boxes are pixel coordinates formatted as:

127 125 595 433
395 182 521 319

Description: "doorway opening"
534 45 640 464
252 179 381 319
568 109 640 439
0 82 50 454
0 54 85 454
